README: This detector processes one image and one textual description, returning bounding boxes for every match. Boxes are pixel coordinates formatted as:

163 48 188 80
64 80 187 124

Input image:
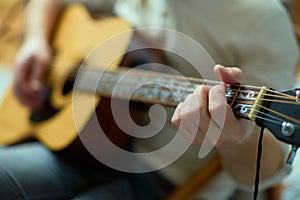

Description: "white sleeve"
235 5 299 90
233 141 292 192
223 5 298 190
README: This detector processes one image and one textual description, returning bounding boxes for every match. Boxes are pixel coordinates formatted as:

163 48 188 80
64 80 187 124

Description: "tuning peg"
287 145 299 165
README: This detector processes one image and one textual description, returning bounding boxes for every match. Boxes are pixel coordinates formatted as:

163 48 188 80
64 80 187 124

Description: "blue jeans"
0 142 174 200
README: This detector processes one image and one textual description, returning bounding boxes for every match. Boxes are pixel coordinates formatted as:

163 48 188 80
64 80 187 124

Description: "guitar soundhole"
63 79 74 95
62 64 81 95
30 88 60 123
30 61 82 122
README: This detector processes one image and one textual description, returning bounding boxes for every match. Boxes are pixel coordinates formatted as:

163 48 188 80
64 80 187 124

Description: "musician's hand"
13 37 52 109
171 64 254 147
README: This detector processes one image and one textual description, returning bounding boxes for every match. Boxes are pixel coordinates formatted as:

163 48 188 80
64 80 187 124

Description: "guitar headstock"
255 88 300 164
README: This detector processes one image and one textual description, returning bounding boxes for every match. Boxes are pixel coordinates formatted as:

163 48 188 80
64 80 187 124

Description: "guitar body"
0 4 133 150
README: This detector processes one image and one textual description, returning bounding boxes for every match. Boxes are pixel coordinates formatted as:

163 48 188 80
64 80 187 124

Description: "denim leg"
72 179 134 200
0 142 175 200
72 172 175 200
0 142 87 200
130 172 176 200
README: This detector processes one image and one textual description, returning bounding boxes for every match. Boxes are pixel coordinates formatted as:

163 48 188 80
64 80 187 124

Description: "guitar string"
84 68 296 100
94 81 297 107
50 61 252 89
73 68 300 125
95 86 287 126
96 75 294 102
221 99 300 127
50 58 298 98
254 98 299 105
103 86 298 110
92 75 298 105
254 109 286 125
255 104 300 125
257 104 300 125
50 61 296 101
77 66 275 96
227 101 290 125
51 64 225 86
232 99 298 108
93 78 300 124
250 113 282 126
49 62 298 104
105 83 299 123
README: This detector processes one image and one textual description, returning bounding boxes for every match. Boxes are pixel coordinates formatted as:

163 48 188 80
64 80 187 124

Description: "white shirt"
113 0 299 199
62 0 299 198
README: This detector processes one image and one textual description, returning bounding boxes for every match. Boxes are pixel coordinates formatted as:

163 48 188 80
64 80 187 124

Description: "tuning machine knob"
281 122 295 137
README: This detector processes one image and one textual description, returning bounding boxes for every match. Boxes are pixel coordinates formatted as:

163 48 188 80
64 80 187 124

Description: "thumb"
213 64 244 84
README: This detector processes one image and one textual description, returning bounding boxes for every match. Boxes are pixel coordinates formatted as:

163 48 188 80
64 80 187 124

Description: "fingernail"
30 80 42 91
225 67 231 72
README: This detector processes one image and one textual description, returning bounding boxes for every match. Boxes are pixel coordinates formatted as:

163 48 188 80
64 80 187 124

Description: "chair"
165 154 283 200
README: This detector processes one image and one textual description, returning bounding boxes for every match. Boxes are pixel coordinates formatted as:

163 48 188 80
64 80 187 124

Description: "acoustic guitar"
0 4 134 150
0 4 299 165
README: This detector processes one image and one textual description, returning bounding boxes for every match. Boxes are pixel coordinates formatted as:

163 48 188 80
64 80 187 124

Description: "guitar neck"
76 67 263 120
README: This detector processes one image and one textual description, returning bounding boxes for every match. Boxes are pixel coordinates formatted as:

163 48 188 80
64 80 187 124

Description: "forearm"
217 123 284 186
24 0 62 42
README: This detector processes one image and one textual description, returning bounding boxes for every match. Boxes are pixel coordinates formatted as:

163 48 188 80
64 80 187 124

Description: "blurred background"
0 0 299 199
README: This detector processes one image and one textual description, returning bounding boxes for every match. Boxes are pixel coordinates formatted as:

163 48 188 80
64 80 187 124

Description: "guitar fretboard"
76 67 262 120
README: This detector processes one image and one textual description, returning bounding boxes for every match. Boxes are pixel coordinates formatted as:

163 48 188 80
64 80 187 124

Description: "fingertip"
213 64 226 81
215 64 225 68
171 102 182 127
214 64 231 73
214 64 225 74
214 65 243 84
226 67 243 83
